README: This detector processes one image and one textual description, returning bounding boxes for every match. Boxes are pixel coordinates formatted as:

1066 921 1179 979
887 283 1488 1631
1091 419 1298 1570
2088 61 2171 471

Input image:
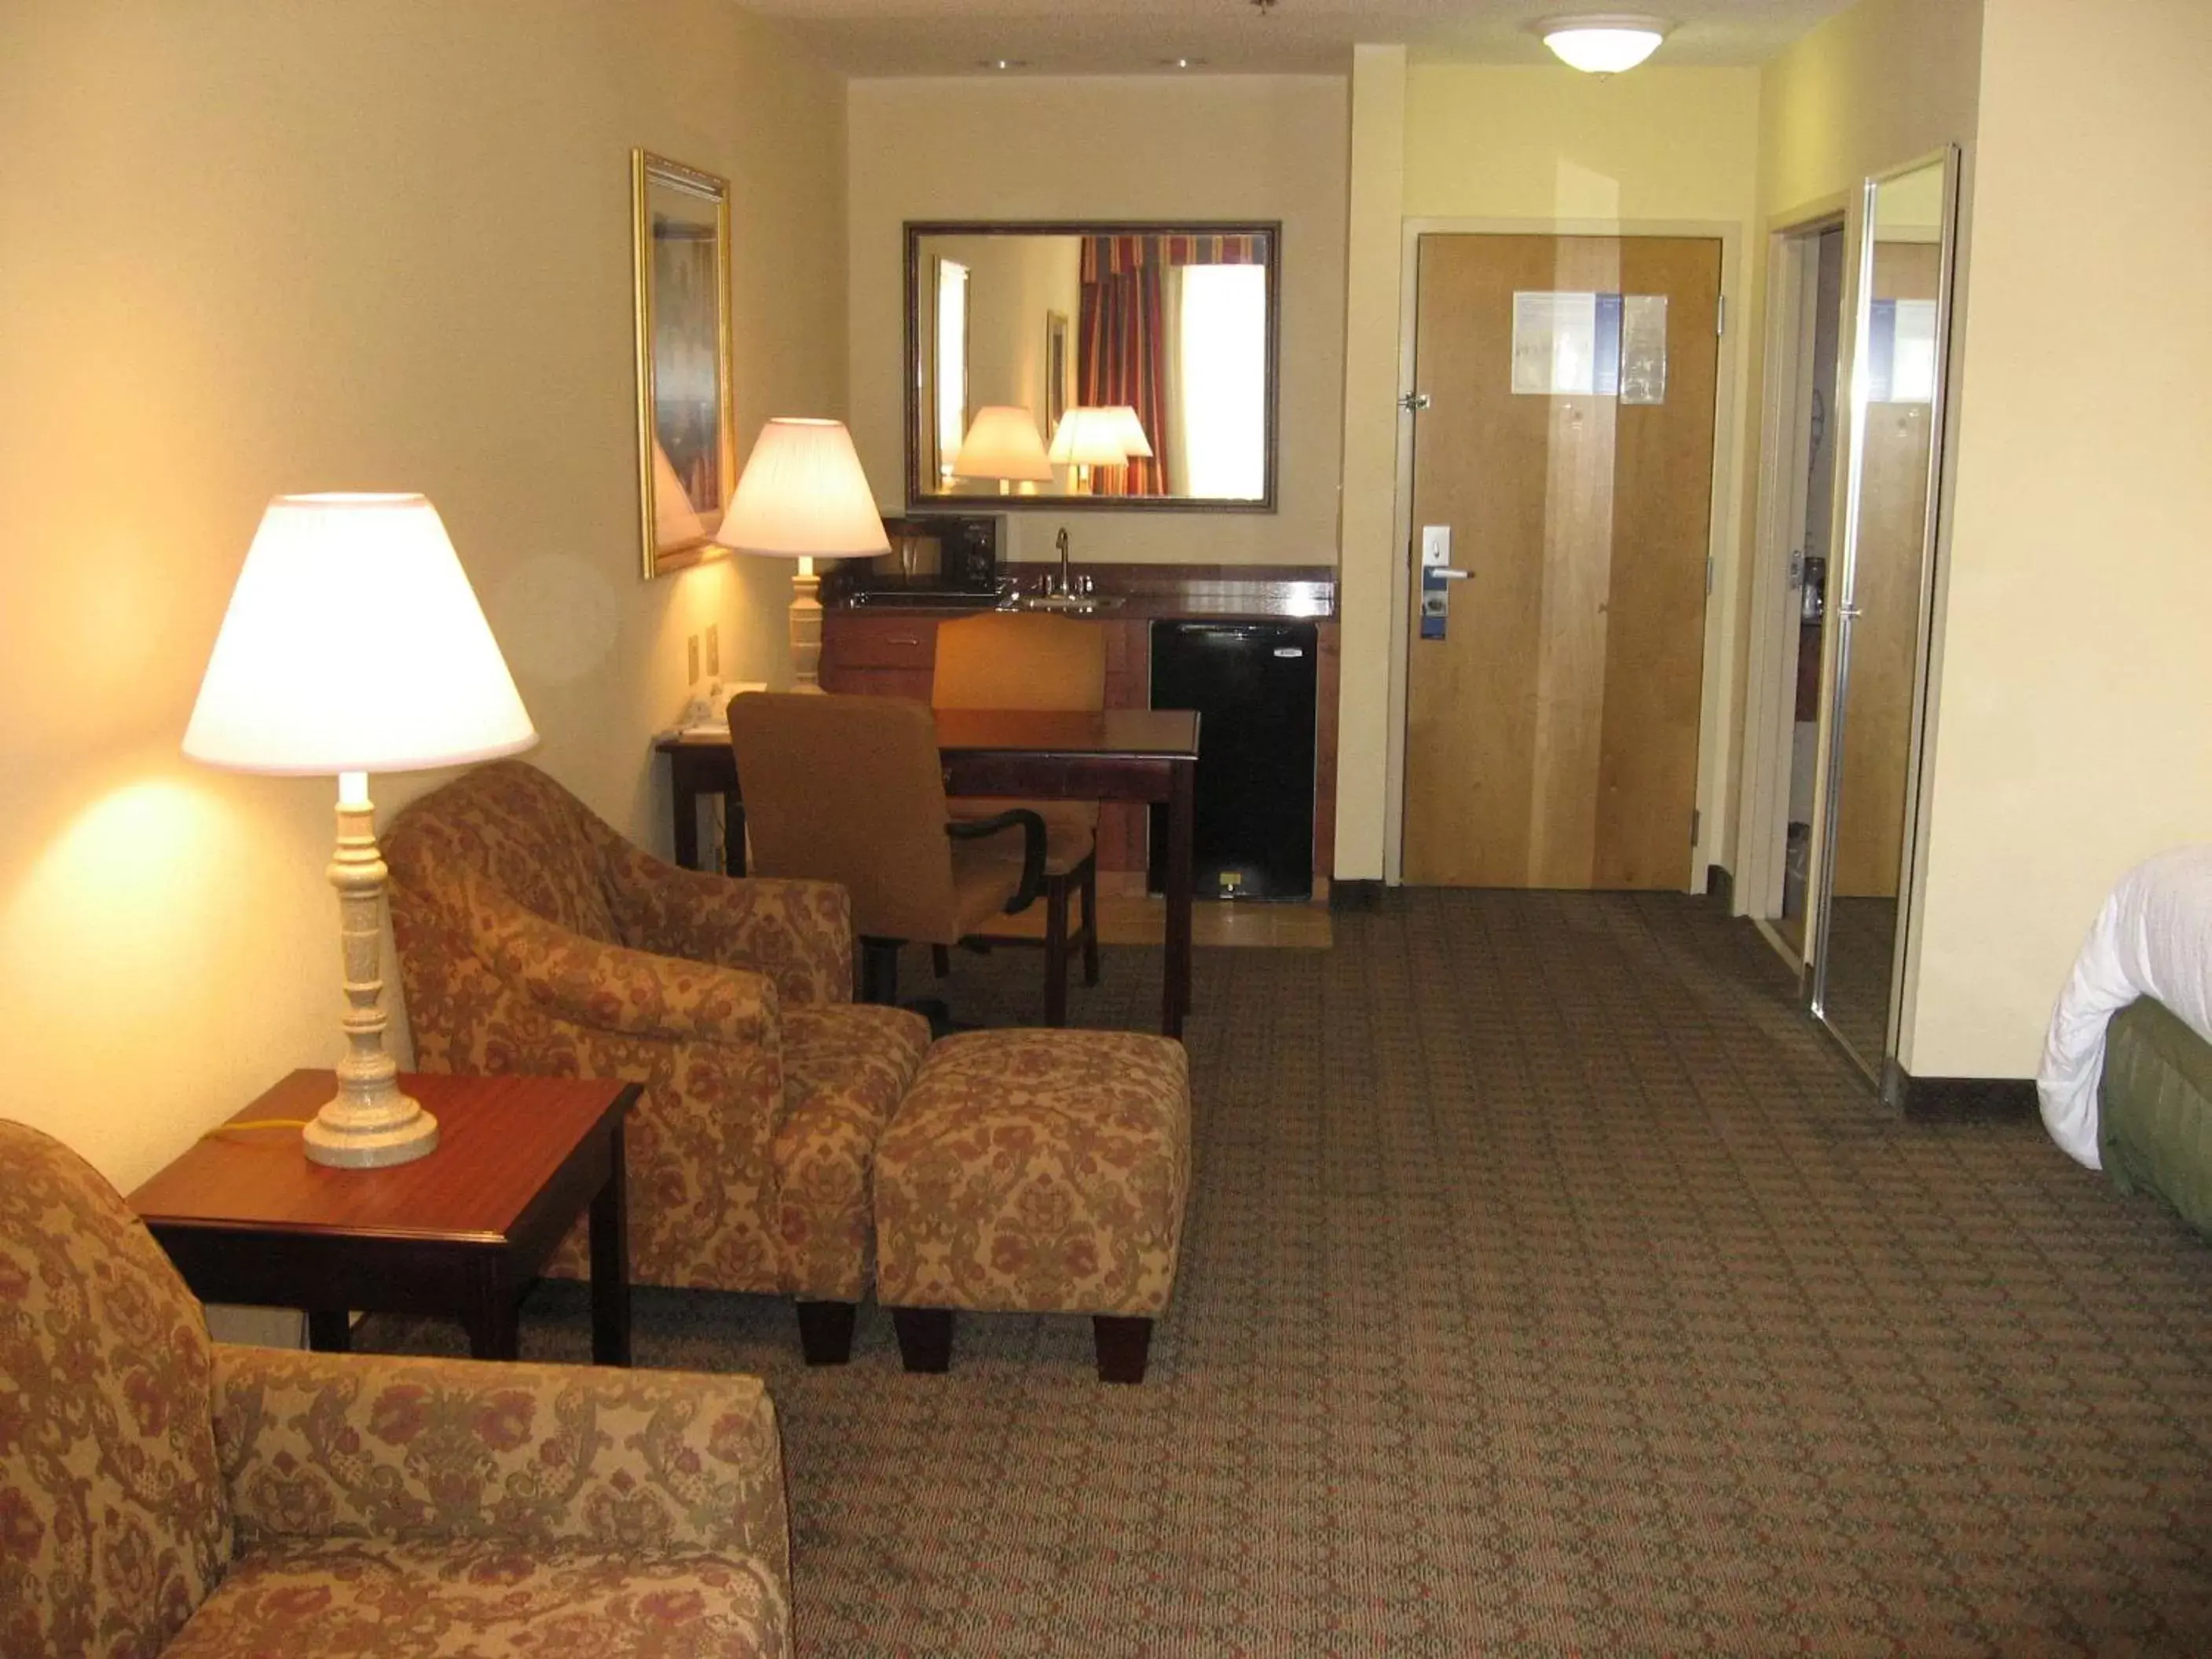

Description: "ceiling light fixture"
1160 57 1208 69
980 57 1027 71
1532 13 1673 75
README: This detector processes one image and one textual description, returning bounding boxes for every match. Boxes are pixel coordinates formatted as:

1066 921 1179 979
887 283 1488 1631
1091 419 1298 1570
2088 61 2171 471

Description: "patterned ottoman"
873 1028 1192 1383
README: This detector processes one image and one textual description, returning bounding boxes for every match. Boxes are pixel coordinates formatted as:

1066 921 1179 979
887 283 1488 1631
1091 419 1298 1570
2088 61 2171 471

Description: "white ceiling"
745 0 1858 78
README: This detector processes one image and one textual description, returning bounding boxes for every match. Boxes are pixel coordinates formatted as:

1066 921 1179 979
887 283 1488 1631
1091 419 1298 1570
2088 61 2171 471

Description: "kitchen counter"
828 562 1336 623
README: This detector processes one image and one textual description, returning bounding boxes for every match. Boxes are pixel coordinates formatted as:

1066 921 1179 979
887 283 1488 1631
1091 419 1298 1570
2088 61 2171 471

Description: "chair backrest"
932 611 1106 712
384 760 622 946
728 693 960 943
0 1119 231 1656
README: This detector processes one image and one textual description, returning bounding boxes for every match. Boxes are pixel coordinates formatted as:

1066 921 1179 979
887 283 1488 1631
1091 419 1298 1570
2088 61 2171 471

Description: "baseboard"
1892 1066 2038 1122
1703 862 1734 908
1330 878 1384 912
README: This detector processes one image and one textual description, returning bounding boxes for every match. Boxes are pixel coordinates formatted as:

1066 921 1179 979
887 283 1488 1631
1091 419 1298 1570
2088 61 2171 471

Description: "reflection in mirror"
906 223 1279 510
1813 150 1957 1080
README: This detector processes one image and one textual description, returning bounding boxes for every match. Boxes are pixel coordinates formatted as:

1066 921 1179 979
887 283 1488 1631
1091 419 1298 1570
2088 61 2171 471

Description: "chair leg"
794 1301 856 1366
1044 873 1071 1027
1079 851 1101 986
892 1307 954 1373
859 937 902 1005
932 944 951 979
1093 1315 1153 1384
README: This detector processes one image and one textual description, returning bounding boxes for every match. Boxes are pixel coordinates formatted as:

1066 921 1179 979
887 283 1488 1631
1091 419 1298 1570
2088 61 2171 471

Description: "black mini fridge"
1148 621 1317 901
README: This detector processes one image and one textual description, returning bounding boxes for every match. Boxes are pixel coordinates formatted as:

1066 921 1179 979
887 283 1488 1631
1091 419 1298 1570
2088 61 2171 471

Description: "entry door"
1402 235 1722 888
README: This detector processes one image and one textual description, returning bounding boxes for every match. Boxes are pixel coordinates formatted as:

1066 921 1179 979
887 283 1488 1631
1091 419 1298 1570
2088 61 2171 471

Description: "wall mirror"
633 151 734 578
1811 147 1959 1086
904 222 1280 512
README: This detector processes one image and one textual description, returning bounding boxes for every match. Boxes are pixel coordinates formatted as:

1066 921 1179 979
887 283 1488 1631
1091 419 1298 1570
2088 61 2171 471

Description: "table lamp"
953 405 1053 495
715 417 890 691
1048 406 1131 494
184 493 537 1168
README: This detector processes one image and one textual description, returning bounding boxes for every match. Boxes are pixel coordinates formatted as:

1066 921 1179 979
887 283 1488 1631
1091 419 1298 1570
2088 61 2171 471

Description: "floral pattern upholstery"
164 1539 785 1657
0 1119 230 1659
384 761 928 1299
0 1118 792 1657
775 1005 934 1303
873 1031 1192 1317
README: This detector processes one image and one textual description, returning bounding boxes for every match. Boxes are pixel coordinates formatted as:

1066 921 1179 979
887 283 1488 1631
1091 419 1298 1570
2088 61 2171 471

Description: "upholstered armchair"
0 1118 792 1657
384 760 931 1362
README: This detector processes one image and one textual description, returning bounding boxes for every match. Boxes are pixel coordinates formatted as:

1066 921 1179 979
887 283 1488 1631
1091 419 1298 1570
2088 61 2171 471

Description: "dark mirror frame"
903 220 1282 514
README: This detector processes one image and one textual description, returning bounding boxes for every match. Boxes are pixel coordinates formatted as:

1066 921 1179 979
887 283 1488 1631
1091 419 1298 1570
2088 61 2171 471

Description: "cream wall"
1906 0 2212 1075
1334 60 1761 881
846 75 1348 566
0 0 846 1188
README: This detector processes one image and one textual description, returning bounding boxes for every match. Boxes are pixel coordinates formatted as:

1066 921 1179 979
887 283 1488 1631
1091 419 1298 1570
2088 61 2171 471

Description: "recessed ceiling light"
1160 57 1208 69
979 57 1028 71
1529 13 1673 75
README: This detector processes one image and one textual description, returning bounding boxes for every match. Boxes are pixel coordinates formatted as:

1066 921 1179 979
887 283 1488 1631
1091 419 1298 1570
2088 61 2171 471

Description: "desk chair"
728 691 1046 1013
932 610 1104 1024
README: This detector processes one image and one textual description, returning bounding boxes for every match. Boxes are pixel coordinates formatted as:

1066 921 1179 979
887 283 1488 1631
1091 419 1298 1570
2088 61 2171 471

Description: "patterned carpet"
363 891 2212 1655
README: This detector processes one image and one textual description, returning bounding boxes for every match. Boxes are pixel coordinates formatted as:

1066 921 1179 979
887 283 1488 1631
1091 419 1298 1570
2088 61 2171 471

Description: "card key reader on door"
1419 525 1469 639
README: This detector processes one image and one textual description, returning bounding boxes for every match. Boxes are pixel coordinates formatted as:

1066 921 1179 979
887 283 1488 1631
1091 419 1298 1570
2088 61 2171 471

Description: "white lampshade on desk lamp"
715 417 890 691
1097 405 1155 463
184 493 537 1168
952 405 1053 495
1047 406 1132 494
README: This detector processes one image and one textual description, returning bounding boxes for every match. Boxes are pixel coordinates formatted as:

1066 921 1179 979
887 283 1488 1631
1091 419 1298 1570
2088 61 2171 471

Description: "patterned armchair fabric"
385 761 929 1301
0 1118 792 1657
874 1029 1192 1317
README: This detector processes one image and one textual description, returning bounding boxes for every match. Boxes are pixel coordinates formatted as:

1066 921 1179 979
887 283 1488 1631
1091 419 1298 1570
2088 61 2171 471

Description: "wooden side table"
130 1070 638 1365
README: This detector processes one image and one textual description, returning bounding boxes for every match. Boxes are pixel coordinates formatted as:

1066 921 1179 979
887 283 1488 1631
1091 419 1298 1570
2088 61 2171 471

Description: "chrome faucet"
1055 526 1073 596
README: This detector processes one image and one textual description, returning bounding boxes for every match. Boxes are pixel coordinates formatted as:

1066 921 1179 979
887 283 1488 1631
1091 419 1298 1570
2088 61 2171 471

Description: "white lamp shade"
1098 405 1155 460
1048 406 1132 468
184 493 537 776
953 405 1053 482
1540 16 1670 74
715 417 891 559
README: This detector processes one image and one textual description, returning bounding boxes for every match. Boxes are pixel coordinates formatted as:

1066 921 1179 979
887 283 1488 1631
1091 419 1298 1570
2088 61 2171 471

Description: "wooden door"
1402 235 1722 888
1830 242 1939 898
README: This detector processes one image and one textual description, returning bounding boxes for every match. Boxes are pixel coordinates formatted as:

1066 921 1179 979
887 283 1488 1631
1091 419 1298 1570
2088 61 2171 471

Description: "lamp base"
302 1078 440 1168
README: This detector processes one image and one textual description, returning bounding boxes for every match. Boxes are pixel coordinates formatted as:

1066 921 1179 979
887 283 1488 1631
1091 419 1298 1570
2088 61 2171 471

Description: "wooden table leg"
306 1309 351 1353
723 799 747 877
589 1126 632 1368
670 769 702 871
1163 757 1194 1038
468 1289 522 1361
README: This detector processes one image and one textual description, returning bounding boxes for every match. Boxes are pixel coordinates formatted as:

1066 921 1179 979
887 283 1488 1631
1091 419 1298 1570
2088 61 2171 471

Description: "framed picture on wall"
1045 309 1071 434
632 151 734 579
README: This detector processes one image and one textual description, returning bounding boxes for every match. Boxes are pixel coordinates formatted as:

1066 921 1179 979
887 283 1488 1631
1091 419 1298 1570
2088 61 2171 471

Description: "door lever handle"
1430 567 1471 581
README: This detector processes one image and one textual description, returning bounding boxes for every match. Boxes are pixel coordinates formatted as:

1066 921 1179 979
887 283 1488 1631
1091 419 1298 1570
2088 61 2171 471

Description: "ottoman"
873 1028 1192 1383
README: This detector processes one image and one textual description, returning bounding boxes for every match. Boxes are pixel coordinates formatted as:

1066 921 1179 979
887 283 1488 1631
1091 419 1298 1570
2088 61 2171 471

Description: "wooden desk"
130 1070 638 1364
656 706 1201 1038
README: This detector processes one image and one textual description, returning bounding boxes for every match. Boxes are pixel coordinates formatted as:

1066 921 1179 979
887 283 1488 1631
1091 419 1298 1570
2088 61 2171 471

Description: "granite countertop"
831 563 1336 623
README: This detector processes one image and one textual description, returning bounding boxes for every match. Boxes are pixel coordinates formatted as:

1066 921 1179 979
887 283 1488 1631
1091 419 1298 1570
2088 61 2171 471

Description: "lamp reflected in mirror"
953 405 1053 495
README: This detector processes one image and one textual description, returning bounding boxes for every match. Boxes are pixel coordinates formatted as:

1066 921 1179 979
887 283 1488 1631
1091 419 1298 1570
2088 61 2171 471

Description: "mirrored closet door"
1810 148 1960 1086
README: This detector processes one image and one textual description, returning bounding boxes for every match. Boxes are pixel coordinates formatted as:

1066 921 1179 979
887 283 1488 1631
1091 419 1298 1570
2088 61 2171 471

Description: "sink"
1018 592 1126 613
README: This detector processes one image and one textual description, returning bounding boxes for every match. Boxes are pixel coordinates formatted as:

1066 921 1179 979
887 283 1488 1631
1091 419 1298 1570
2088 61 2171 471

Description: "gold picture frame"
1045 309 1071 434
632 151 735 579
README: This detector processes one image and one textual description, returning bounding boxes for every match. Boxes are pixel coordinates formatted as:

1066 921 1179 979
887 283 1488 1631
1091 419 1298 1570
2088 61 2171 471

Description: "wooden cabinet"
820 609 1332 885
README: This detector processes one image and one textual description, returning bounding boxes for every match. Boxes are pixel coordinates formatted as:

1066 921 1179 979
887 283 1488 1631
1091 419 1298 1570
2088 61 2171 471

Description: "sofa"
384 760 931 1361
0 1117 792 1656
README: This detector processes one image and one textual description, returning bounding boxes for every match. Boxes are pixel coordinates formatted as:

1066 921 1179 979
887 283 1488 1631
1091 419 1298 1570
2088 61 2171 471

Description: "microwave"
828 513 1002 604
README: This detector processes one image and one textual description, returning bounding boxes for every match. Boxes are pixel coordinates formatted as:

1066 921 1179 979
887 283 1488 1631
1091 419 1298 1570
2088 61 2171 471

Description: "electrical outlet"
704 623 720 677
687 634 700 684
